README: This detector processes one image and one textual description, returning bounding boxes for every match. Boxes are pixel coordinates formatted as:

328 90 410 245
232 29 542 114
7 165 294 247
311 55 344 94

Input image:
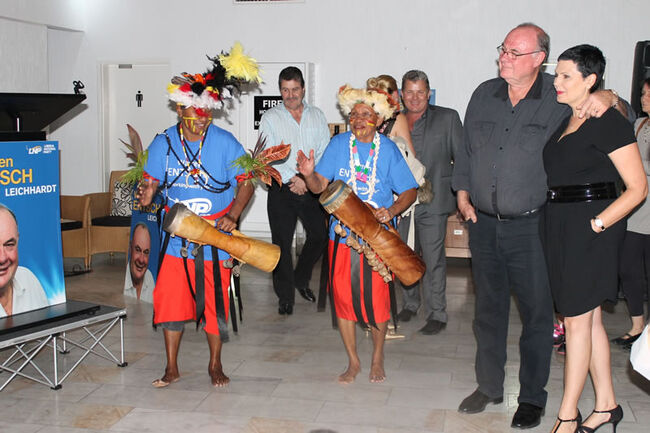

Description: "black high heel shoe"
552 410 582 433
579 405 623 433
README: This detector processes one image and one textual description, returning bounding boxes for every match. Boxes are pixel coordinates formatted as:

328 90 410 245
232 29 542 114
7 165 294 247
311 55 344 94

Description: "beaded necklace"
178 123 208 186
348 132 380 202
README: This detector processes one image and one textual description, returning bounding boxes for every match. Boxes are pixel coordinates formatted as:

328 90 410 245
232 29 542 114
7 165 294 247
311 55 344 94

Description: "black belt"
478 207 542 221
548 182 619 203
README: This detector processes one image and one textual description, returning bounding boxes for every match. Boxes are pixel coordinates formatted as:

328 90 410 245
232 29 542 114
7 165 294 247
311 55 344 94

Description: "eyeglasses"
497 44 542 59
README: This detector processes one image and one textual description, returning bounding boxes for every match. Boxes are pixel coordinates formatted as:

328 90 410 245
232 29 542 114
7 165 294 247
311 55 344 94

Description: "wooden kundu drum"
319 180 425 286
163 203 281 273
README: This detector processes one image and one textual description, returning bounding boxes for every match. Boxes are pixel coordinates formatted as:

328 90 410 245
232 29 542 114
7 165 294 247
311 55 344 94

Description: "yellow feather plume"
219 42 262 84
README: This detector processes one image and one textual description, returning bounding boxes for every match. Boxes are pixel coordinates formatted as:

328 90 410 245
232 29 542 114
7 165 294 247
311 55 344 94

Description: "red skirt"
328 240 390 324
153 255 230 335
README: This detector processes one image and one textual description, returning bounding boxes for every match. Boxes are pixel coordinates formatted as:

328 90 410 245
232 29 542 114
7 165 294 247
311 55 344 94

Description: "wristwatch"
593 216 606 231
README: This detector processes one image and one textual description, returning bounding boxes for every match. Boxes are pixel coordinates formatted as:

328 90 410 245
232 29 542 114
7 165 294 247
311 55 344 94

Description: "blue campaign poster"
1 141 65 314
123 190 162 303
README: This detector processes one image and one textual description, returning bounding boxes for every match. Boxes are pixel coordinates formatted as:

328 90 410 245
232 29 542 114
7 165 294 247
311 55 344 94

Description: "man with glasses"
452 23 622 428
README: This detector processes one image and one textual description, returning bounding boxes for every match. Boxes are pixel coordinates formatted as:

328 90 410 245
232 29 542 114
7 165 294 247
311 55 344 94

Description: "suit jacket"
409 104 463 215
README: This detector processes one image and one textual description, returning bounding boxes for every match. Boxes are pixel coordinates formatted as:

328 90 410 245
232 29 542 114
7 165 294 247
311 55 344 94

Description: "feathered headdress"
167 42 262 110
337 85 396 120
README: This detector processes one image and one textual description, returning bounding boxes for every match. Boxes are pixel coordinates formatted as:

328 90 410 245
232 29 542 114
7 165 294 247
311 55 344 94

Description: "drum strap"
362 254 377 329
180 239 196 300
387 220 399 330
230 260 243 331
211 246 228 336
329 233 341 328
388 279 398 330
193 245 206 330
229 276 238 333
349 244 368 329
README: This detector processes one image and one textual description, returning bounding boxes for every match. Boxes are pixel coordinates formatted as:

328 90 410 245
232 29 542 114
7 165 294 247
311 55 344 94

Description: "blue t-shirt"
315 131 417 241
144 124 245 260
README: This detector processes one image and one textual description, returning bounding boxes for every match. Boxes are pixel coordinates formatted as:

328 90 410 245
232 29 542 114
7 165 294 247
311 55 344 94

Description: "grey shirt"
452 72 569 215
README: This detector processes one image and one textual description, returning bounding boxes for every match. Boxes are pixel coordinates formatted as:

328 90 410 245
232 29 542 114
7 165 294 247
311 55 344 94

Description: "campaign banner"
123 190 162 303
0 141 65 316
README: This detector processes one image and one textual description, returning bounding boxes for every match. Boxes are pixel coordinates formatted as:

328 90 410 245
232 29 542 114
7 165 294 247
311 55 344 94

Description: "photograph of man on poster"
124 222 154 303
0 204 49 317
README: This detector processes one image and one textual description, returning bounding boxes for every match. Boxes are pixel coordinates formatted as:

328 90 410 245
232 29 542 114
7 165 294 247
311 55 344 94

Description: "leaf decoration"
259 143 291 164
267 166 283 186
258 171 271 186
231 136 292 187
119 124 147 185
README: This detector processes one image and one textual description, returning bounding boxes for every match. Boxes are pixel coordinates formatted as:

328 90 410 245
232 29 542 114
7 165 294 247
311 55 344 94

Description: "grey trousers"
398 208 449 323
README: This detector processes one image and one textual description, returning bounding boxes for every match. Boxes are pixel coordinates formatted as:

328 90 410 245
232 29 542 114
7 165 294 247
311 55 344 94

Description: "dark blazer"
410 104 463 214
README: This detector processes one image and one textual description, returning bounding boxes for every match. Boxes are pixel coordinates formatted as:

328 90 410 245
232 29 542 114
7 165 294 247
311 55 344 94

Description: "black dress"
542 108 636 317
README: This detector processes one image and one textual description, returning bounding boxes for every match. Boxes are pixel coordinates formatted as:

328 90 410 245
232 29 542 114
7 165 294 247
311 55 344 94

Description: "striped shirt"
258 101 330 183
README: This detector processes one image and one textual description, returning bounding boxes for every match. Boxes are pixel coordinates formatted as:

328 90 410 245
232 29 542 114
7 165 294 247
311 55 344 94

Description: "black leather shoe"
297 287 316 302
278 303 293 315
511 402 544 429
419 319 446 335
397 308 417 322
458 389 503 414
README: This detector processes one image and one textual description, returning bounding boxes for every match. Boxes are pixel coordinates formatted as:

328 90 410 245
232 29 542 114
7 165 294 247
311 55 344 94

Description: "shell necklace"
348 131 380 203
179 124 208 186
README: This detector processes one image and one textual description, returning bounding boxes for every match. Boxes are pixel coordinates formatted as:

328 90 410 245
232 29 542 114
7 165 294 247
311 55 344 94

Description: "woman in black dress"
543 45 647 433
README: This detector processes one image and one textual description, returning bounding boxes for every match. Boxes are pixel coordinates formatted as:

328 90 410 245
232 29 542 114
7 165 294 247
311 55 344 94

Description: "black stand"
0 93 85 141
0 301 127 391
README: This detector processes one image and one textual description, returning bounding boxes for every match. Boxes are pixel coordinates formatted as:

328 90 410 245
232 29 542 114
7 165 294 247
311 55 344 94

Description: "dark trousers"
619 230 650 317
397 209 449 322
267 182 328 305
468 212 553 408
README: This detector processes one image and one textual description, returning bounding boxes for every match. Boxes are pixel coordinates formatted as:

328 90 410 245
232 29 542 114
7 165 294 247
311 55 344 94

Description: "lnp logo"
28 145 43 155
181 198 212 215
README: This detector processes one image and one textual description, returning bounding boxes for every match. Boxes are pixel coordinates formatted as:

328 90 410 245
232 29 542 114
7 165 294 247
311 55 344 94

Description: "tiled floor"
0 254 648 432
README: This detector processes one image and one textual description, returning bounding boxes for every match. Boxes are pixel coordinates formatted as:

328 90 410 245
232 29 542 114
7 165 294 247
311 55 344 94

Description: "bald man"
124 223 154 302
0 204 48 317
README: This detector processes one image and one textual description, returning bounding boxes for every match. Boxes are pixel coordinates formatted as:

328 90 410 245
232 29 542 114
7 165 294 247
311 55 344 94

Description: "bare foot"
338 363 361 384
369 361 385 383
209 365 230 387
152 368 180 388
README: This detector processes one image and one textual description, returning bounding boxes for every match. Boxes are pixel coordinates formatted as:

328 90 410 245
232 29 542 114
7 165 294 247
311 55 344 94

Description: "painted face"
349 103 379 142
554 60 595 107
641 83 650 116
129 225 151 286
402 79 430 115
498 27 544 85
0 209 19 291
280 79 305 111
176 105 212 138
